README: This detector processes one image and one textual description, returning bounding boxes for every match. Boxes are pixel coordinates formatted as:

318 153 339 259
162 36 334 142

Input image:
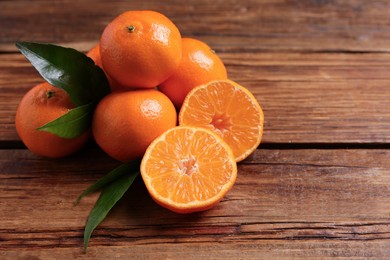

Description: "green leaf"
75 160 141 205
37 102 94 138
83 170 139 252
15 41 110 106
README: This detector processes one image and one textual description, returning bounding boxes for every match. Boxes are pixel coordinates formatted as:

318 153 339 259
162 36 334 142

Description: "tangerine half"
141 126 237 214
179 80 264 162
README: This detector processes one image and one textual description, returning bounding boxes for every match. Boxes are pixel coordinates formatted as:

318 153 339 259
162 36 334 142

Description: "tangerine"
100 10 182 89
86 44 126 92
86 44 103 68
92 89 177 162
179 80 264 162
15 82 90 158
159 38 227 108
141 126 237 214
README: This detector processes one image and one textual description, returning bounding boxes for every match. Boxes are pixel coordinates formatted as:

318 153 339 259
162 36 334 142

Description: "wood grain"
2 241 390 259
1 0 390 258
2 0 390 53
0 148 389 258
1 52 389 143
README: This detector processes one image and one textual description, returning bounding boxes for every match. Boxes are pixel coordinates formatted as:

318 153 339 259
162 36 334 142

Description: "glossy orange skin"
92 89 177 162
86 44 103 68
159 38 227 108
15 82 90 158
100 10 182 89
86 44 127 92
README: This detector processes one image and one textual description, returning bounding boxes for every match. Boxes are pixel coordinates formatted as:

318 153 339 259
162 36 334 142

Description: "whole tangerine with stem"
92 89 177 162
159 37 227 108
15 82 90 158
100 10 182 89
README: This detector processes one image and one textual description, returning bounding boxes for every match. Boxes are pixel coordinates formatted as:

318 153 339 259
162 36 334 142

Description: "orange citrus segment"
140 126 237 214
179 80 264 162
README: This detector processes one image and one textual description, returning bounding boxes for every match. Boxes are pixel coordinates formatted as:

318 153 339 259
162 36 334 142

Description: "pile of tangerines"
15 10 264 214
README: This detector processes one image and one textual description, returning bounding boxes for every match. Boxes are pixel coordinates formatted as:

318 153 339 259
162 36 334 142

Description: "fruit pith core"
210 113 232 134
178 156 198 176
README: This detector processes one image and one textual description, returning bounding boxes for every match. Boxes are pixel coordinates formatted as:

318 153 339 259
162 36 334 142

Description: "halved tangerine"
179 80 264 162
140 126 237 214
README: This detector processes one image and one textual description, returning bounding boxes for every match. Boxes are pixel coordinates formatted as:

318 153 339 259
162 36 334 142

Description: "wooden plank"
1 53 390 143
1 0 390 52
0 148 389 258
2 241 390 259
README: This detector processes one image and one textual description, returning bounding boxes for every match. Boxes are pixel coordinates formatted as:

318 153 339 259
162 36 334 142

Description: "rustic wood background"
1 0 390 258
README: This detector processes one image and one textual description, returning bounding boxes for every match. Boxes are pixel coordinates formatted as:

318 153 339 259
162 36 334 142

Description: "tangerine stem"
46 91 55 99
127 25 135 32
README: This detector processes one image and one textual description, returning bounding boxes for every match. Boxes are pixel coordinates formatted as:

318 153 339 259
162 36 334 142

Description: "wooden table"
1 1 390 258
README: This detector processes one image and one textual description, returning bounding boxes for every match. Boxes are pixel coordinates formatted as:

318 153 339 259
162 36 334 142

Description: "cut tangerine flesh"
179 80 264 162
140 126 237 214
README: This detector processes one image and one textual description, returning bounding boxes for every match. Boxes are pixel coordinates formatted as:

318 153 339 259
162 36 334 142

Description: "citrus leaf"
83 170 139 252
15 41 110 106
75 160 141 205
37 102 94 138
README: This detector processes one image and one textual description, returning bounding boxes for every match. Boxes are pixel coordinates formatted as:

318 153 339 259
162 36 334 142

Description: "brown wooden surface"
2 52 390 144
1 149 390 259
1 0 390 259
